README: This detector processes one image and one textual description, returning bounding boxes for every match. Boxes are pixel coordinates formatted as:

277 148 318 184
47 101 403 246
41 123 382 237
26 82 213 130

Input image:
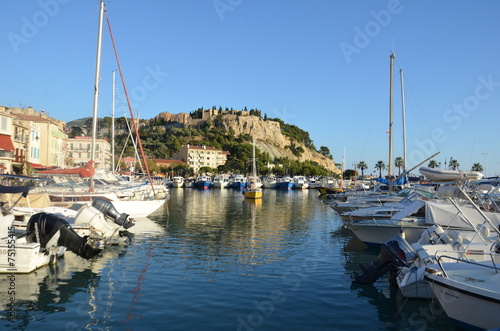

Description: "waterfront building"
172 144 228 173
66 136 112 170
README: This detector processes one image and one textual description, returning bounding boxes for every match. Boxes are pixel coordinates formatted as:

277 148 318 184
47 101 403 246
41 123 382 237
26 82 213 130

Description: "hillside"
68 108 340 175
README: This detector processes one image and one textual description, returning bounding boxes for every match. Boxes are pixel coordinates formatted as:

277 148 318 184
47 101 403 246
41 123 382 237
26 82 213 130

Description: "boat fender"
91 198 134 229
26 212 102 259
452 241 465 252
447 230 462 243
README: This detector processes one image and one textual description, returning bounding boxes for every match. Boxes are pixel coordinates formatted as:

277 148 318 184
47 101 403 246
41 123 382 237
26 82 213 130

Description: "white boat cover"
390 200 426 221
424 199 500 229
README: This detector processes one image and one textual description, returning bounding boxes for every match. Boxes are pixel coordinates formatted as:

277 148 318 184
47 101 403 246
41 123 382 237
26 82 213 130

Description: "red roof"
0 134 15 151
29 163 50 169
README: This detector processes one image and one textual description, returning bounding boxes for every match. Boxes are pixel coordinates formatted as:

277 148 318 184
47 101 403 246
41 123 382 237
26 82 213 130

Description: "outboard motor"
352 235 417 284
91 198 134 229
26 212 102 260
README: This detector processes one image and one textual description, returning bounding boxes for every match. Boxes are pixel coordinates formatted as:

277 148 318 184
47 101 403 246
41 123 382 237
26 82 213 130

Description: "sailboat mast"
111 70 116 173
400 68 407 172
388 52 395 180
90 0 105 191
252 138 257 177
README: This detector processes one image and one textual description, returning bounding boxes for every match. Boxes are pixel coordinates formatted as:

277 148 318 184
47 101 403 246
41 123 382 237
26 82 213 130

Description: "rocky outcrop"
155 112 191 125
157 111 339 174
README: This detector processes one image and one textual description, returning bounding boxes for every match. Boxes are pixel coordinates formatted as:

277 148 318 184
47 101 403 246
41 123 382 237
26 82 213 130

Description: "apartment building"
66 136 112 171
172 144 228 172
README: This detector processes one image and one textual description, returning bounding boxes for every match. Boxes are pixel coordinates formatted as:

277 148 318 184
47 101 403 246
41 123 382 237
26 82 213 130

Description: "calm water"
0 188 457 331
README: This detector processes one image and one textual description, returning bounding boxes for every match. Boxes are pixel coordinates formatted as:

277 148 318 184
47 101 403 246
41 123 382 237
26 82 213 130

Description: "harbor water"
1 188 457 330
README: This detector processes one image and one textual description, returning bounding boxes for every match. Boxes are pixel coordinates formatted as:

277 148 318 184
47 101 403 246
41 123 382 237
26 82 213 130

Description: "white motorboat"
330 187 424 214
395 223 499 299
262 176 278 189
170 176 184 188
0 187 102 273
213 175 230 188
13 198 135 247
346 186 500 247
425 250 500 330
351 187 500 298
292 176 309 189
341 191 433 221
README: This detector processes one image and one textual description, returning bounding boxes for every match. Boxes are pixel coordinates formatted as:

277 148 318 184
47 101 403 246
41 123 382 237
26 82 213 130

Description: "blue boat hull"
195 181 211 189
277 182 293 190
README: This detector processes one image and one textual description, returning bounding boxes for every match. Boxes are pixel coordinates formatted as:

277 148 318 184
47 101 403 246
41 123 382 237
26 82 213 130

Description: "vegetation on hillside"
68 108 337 176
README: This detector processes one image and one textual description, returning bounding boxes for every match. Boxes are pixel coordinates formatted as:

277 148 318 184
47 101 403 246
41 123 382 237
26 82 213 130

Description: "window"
1 117 7 131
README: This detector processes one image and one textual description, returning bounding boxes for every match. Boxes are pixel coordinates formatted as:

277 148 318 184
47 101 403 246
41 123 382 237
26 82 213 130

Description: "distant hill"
68 108 340 175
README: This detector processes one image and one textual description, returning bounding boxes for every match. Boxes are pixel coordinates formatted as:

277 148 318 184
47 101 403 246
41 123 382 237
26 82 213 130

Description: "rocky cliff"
155 111 340 174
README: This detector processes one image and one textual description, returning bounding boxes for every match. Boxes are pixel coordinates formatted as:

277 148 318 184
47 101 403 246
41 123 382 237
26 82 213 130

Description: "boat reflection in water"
1 189 457 330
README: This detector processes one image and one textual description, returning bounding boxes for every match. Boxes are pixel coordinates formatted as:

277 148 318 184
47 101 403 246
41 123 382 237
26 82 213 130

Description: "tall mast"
252 137 257 177
90 0 105 191
111 70 116 173
400 68 407 172
388 52 395 181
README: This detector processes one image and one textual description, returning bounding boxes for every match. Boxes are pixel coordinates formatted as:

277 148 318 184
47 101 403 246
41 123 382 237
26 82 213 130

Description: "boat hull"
346 221 428 247
195 181 211 189
231 181 247 189
277 182 293 190
0 240 63 273
419 167 484 181
426 272 500 330
244 190 263 199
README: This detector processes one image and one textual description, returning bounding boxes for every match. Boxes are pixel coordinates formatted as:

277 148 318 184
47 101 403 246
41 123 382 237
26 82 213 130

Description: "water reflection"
0 244 127 328
150 189 321 278
0 189 457 330
338 211 456 331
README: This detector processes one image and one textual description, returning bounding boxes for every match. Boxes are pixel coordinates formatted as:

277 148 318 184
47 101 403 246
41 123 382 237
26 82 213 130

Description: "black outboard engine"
26 212 102 260
352 235 417 284
91 198 134 229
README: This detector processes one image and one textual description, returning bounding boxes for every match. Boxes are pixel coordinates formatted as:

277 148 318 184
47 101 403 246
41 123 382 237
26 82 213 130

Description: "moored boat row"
167 174 340 190
328 168 500 330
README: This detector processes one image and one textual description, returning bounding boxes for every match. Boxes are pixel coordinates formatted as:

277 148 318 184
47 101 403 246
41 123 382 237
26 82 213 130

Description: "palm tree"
374 161 386 178
428 160 440 168
394 156 404 175
357 161 368 178
471 163 483 172
450 159 460 170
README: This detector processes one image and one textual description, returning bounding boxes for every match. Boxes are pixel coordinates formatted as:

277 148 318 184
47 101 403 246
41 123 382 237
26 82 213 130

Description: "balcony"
14 135 29 143
14 155 26 163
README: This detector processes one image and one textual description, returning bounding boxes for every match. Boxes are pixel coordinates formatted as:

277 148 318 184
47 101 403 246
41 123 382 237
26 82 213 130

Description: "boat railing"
433 250 500 278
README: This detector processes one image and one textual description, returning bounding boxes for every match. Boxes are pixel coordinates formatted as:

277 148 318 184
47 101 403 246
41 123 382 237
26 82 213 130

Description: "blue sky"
1 1 500 176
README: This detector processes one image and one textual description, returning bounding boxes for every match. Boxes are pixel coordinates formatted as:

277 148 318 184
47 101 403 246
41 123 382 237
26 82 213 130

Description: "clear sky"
1 1 499 177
